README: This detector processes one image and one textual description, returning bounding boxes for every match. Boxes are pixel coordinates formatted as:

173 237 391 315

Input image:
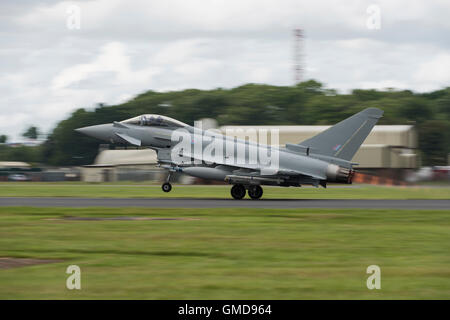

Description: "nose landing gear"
162 172 172 192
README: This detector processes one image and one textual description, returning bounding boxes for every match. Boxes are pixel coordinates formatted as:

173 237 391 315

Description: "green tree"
0 145 42 163
0 135 7 143
418 120 449 165
35 80 450 166
22 126 39 140
396 97 433 124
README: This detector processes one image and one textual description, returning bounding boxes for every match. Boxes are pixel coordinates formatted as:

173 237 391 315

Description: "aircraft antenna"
293 28 304 84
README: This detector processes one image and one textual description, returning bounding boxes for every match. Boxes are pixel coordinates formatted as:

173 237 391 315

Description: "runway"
0 197 449 209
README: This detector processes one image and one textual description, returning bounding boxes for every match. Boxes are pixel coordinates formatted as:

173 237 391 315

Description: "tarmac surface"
0 197 449 209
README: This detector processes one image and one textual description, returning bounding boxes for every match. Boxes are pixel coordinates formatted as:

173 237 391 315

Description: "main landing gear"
230 184 263 200
162 172 172 192
248 185 263 200
230 184 246 199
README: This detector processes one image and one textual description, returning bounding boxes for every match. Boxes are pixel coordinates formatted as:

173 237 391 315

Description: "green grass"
0 206 449 299
0 183 449 199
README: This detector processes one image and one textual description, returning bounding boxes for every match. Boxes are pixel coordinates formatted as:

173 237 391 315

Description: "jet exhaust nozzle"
326 164 354 184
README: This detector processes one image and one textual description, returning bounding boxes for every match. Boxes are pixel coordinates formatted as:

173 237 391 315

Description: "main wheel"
230 184 246 200
248 185 263 199
162 182 172 192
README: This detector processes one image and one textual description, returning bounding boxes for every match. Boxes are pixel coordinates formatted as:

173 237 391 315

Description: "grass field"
0 182 449 199
0 206 449 299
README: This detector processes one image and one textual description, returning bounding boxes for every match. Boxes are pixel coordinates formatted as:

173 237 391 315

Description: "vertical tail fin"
299 107 383 161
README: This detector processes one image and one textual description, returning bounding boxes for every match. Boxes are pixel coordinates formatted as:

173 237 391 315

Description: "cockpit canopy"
121 114 188 128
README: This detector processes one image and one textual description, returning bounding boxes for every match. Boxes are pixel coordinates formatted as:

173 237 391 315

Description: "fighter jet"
76 107 383 199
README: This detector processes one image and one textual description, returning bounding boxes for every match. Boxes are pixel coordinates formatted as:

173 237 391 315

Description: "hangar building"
219 125 418 170
80 149 160 183
81 124 418 182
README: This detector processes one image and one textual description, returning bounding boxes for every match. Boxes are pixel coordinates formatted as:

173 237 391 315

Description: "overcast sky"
1 0 449 140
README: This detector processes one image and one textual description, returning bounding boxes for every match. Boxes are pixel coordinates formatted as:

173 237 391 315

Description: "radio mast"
293 28 304 84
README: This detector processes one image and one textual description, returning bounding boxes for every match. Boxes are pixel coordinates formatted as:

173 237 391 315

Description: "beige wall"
352 145 418 168
220 125 417 148
353 145 391 168
95 149 158 166
80 167 115 183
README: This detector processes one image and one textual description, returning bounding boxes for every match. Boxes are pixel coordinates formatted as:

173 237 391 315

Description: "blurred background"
0 0 449 184
1 0 449 301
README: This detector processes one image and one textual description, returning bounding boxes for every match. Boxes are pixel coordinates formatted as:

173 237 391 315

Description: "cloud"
51 42 133 90
0 0 449 140
414 53 450 91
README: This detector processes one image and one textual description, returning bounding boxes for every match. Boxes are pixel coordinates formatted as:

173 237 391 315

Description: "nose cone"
75 123 113 142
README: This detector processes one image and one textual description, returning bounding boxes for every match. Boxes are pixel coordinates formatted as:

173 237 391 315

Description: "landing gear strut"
230 184 246 200
248 185 263 200
162 172 172 192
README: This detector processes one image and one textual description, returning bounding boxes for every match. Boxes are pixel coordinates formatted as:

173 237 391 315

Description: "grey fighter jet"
76 107 383 199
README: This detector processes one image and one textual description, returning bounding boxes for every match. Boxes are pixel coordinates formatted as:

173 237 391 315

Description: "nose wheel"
162 182 172 192
248 185 263 200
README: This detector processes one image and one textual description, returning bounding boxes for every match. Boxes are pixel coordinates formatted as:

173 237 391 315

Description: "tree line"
1 80 449 166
